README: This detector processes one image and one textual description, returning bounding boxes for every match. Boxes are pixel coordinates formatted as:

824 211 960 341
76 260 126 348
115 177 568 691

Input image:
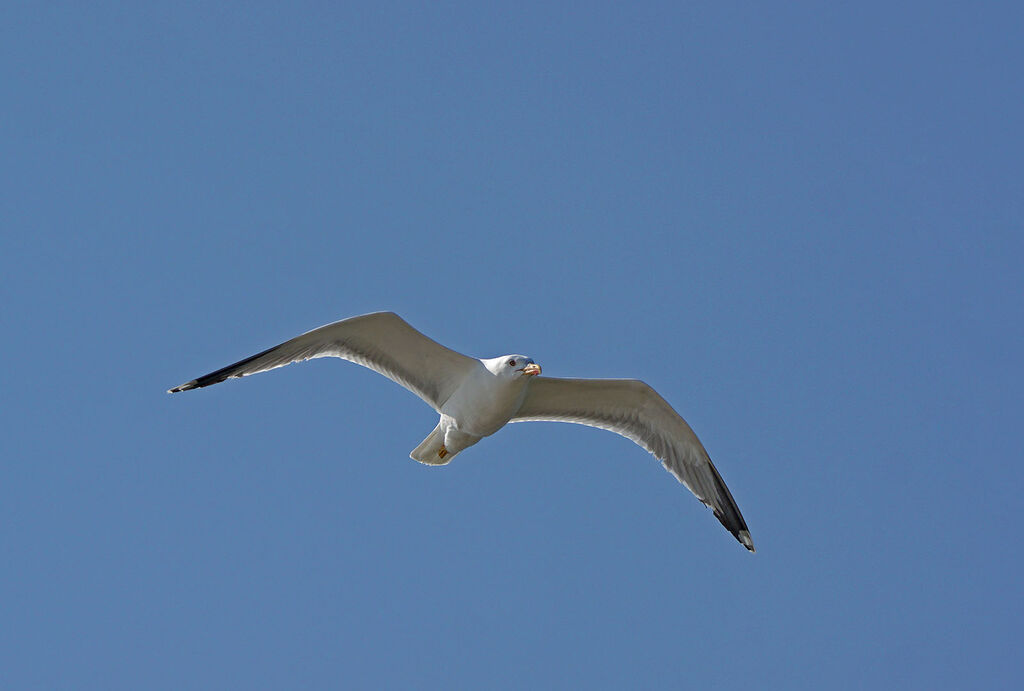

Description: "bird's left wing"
511 377 754 551
167 312 478 411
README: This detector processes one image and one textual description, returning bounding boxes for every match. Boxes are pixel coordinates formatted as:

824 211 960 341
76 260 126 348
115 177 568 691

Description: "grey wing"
512 377 754 552
167 311 478 411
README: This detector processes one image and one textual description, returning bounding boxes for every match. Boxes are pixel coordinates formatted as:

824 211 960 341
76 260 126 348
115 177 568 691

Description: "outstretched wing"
512 377 754 551
168 311 478 411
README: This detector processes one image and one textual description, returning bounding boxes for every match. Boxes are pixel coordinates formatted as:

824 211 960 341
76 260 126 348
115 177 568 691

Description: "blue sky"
2 2 1021 688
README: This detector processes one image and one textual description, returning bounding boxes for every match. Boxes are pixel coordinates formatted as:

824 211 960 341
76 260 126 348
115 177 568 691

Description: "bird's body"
169 311 755 551
442 357 535 438
411 357 536 463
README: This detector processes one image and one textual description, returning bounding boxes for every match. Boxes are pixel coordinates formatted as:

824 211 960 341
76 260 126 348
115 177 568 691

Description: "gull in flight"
168 312 754 551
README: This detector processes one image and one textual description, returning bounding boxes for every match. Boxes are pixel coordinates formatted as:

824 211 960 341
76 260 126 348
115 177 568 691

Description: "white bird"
168 311 754 551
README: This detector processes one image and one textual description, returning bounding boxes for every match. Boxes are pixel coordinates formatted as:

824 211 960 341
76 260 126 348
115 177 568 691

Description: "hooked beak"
520 363 542 376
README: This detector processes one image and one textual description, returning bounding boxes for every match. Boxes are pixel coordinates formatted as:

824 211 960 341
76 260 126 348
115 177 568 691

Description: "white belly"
440 366 529 437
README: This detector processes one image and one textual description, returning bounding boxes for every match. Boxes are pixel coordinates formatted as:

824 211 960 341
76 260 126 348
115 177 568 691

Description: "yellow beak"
521 363 542 376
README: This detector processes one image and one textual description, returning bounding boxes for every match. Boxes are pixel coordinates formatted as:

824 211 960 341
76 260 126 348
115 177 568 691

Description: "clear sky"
2 2 1021 689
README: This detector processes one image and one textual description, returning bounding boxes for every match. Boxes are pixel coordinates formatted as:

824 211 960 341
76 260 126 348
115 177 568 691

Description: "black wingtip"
713 506 755 552
716 513 755 553
167 380 199 393
703 460 755 553
167 343 282 395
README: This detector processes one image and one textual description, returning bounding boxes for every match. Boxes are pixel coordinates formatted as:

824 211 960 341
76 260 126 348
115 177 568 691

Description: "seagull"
168 311 754 551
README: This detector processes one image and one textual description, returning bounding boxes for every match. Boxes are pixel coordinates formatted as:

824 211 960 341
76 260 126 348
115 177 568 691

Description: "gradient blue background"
3 2 1021 688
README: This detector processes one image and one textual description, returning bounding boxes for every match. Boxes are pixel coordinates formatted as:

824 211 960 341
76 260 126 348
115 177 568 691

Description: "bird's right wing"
167 312 478 411
512 377 754 551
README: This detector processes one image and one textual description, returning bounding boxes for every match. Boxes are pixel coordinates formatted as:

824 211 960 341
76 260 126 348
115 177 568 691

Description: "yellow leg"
438 446 448 459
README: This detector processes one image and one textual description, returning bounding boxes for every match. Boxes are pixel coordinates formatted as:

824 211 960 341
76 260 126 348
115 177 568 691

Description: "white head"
482 355 542 379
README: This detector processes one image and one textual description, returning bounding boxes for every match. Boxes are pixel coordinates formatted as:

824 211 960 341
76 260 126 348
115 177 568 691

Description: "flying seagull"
168 311 754 551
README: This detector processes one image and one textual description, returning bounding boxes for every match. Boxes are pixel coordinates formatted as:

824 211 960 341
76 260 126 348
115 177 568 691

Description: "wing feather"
512 377 754 551
167 312 477 411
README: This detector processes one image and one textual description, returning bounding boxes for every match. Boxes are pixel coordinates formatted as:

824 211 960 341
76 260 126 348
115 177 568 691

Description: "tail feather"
410 424 453 465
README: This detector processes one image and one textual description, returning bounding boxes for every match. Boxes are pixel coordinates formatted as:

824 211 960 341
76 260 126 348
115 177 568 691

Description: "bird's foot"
438 446 448 459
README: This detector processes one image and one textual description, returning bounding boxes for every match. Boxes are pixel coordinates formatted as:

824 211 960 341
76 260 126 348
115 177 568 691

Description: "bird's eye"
508 359 516 367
